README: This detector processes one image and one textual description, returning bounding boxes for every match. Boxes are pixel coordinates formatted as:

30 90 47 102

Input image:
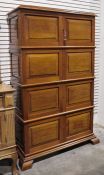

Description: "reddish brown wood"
65 15 95 46
90 137 100 145
64 48 94 80
65 80 93 111
19 160 33 171
8 5 99 171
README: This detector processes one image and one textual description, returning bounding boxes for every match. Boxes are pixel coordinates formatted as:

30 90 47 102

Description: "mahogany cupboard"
8 5 99 170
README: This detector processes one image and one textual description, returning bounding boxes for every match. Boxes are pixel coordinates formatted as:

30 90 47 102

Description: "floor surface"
0 124 104 175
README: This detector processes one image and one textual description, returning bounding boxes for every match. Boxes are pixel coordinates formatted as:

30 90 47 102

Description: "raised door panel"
65 109 92 141
0 110 15 148
65 80 93 111
65 16 94 46
0 111 7 147
65 49 94 79
23 14 61 46
27 116 62 153
5 93 14 108
23 85 62 119
4 110 15 146
22 50 62 84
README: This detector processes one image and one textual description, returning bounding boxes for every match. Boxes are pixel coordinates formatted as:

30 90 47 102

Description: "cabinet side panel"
16 116 24 150
9 16 18 46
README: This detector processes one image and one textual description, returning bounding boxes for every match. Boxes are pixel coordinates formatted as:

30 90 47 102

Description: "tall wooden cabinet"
8 5 99 170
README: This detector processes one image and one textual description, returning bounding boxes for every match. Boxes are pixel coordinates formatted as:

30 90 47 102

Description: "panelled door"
21 49 63 84
64 15 95 46
65 109 93 141
63 49 94 80
22 12 63 46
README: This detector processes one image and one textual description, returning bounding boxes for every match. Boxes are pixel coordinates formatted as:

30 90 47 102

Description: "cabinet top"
8 5 95 17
